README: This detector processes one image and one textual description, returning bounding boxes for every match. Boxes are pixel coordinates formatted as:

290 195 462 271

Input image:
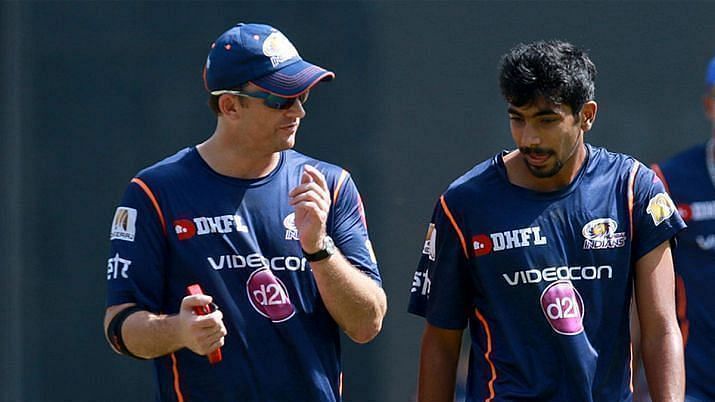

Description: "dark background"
1 2 713 401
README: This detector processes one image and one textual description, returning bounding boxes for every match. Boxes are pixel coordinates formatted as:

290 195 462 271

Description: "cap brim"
251 59 335 97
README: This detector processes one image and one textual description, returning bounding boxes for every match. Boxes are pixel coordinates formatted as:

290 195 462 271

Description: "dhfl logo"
174 219 196 240
472 234 492 256
173 214 248 240
678 204 692 221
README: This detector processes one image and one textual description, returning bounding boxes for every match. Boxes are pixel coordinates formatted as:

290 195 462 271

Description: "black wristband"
106 305 147 360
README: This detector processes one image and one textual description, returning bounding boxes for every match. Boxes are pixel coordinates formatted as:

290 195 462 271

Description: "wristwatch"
302 236 336 262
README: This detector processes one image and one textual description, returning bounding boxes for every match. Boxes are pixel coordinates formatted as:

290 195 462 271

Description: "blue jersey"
409 144 685 402
653 140 715 401
106 148 380 402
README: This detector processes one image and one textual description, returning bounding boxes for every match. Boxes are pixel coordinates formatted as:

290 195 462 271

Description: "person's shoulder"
443 154 501 203
658 142 706 172
587 144 642 174
134 147 195 184
285 149 348 180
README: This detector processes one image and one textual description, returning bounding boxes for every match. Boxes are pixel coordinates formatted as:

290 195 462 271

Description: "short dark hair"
207 83 248 115
499 40 596 115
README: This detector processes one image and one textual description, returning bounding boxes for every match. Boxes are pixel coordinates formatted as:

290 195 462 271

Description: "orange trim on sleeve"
439 195 469 259
131 177 167 235
675 274 690 347
332 170 349 205
627 163 640 240
474 308 497 402
170 353 185 402
650 163 671 194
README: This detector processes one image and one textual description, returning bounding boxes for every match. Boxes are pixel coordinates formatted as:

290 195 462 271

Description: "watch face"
324 236 336 254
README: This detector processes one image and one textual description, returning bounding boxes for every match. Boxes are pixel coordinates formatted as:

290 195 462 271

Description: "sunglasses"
210 89 309 110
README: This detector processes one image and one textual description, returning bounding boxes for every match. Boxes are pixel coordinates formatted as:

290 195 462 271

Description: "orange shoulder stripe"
332 170 350 205
627 163 640 239
131 177 167 235
650 163 671 194
439 195 469 259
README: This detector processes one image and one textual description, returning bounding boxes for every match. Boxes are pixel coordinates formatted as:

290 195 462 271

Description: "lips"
525 152 551 166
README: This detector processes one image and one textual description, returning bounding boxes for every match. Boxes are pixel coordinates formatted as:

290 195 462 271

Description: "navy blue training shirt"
107 148 380 402
409 144 685 402
653 140 715 402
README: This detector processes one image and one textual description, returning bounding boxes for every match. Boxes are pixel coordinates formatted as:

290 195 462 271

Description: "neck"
197 129 280 179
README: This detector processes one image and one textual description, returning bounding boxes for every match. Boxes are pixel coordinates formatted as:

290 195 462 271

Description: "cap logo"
262 32 299 67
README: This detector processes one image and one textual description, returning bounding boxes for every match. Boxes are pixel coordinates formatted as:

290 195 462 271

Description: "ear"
580 101 598 131
218 94 242 119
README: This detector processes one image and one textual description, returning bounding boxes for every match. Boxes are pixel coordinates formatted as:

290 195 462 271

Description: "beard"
519 147 564 178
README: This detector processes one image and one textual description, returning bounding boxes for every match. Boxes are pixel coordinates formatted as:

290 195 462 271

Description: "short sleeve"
631 164 687 260
105 179 168 311
329 173 381 284
408 197 473 330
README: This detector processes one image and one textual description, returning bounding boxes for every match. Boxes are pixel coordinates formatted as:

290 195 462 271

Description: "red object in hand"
186 284 223 364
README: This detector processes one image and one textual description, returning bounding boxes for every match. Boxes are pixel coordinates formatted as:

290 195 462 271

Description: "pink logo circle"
540 280 584 335
246 269 295 322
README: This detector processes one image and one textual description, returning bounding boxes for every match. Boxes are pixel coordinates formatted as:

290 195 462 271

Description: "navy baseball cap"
707 56 715 87
203 23 335 97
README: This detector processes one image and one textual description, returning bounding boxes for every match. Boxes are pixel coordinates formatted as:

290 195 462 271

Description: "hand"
178 294 227 357
289 164 331 253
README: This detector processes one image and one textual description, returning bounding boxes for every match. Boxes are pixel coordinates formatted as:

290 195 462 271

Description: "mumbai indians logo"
582 218 626 250
262 31 299 67
283 213 299 240
646 193 676 226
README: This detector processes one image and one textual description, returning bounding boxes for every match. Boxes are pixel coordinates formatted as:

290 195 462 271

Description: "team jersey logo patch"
540 280 584 335
422 223 436 261
646 193 676 226
246 268 295 323
582 218 626 249
472 226 547 257
283 213 299 240
173 214 249 240
110 207 137 242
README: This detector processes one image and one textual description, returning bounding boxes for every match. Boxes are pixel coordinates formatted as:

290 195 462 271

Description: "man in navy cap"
646 56 715 402
103 23 386 402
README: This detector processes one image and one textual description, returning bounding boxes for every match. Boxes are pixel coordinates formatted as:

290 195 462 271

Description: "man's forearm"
310 250 387 343
641 328 684 402
121 310 184 359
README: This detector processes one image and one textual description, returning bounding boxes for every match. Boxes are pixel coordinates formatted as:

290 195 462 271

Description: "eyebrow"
507 107 560 117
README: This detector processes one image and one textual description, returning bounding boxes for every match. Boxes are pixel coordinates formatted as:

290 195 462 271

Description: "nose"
520 122 542 147
286 98 306 118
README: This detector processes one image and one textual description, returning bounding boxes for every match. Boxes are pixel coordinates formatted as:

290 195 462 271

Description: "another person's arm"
634 240 684 402
417 323 463 402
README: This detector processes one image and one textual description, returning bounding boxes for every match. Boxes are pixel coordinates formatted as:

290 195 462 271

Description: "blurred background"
1 1 714 401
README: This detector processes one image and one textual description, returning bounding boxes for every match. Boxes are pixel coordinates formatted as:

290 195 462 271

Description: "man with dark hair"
409 40 685 402
647 55 715 402
103 23 386 402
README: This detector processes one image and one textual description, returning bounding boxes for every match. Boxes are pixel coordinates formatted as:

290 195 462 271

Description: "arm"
103 295 227 359
417 323 463 402
634 240 684 402
289 164 387 343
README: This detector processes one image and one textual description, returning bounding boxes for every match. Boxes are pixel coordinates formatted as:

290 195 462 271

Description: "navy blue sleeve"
106 180 168 312
408 197 473 330
632 164 687 260
329 173 381 284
